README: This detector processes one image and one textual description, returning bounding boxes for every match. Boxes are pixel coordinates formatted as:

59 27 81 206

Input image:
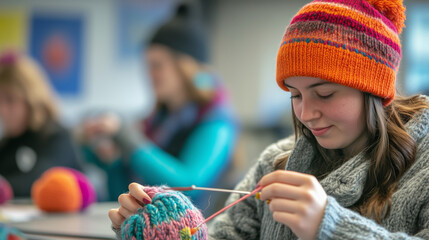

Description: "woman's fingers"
268 198 303 214
259 183 303 201
111 183 151 229
257 170 328 240
259 170 316 187
118 193 144 213
108 209 125 229
110 183 152 230
118 206 136 219
128 182 152 204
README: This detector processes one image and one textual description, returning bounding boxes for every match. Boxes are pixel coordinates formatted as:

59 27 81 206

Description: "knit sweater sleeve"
208 136 295 240
318 196 428 239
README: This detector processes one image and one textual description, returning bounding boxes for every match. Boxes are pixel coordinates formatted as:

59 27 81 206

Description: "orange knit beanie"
276 0 406 106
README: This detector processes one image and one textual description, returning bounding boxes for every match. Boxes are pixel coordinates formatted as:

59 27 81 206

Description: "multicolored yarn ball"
31 167 97 212
0 175 13 204
276 0 406 106
0 222 26 240
121 186 207 240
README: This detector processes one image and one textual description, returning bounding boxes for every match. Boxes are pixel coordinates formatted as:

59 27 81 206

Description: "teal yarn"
0 222 26 240
121 186 207 240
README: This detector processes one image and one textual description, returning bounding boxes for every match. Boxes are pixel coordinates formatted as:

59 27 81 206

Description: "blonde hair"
0 53 59 131
275 94 429 223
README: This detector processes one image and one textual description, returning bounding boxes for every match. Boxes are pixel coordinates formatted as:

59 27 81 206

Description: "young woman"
80 1 238 207
0 52 82 197
109 0 429 239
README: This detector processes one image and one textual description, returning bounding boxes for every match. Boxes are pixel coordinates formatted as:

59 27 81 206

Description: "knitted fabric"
276 0 406 106
0 223 26 240
0 175 13 204
121 186 207 240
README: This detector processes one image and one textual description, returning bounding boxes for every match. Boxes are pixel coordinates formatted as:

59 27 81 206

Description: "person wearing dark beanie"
149 1 209 63
80 0 239 215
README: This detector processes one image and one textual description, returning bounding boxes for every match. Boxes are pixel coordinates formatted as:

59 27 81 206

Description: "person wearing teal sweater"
110 0 429 239
80 1 238 209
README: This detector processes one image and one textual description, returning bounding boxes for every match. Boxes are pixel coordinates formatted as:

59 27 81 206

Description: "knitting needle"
169 185 252 195
188 186 264 235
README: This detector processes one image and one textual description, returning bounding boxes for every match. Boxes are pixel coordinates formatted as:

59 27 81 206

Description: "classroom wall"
0 0 311 128
210 0 306 126
0 0 163 125
0 0 427 129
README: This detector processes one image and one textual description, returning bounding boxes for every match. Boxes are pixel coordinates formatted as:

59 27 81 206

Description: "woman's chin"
315 138 341 150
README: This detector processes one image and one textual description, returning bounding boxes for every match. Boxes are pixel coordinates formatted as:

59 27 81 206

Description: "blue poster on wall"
30 14 84 96
405 4 429 95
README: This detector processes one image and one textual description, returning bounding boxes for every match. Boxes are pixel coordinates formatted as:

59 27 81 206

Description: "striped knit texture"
276 0 406 106
121 186 207 240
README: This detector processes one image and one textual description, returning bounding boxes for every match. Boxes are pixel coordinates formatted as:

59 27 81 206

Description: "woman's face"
284 76 367 156
0 87 29 137
146 45 185 103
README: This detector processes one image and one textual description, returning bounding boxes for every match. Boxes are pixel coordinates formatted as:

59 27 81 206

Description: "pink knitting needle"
189 185 264 235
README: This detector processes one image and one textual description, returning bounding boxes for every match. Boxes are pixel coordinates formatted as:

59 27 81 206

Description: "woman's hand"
78 114 121 163
108 183 152 229
258 170 327 240
82 114 121 141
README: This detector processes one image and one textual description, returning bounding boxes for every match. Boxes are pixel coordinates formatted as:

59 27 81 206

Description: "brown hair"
154 48 215 109
275 94 429 223
0 54 58 131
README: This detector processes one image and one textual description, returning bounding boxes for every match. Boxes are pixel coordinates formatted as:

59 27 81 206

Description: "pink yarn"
0 175 13 204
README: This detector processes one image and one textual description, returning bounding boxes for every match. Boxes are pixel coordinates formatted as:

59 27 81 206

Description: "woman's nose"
299 98 321 122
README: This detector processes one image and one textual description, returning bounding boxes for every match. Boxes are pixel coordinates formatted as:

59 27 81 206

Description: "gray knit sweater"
208 102 429 239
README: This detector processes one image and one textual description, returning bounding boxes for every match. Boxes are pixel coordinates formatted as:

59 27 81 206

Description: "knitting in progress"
121 186 207 240
120 185 264 239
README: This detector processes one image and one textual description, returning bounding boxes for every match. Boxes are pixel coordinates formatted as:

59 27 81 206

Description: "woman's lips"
310 126 332 137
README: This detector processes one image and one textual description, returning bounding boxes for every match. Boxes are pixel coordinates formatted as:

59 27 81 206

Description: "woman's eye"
290 94 301 99
318 93 334 99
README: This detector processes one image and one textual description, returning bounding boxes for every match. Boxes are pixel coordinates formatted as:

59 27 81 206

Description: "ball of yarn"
31 167 96 212
0 175 13 205
121 186 207 240
366 0 406 33
64 168 97 209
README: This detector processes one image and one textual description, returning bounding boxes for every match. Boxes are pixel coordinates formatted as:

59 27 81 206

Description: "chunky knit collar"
285 96 429 207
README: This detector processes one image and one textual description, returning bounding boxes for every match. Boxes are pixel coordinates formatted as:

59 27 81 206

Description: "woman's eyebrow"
284 81 334 90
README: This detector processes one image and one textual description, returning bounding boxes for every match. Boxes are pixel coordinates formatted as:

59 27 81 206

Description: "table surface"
1 201 119 240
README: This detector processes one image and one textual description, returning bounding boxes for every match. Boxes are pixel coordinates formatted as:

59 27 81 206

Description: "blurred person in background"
80 1 239 212
0 51 82 197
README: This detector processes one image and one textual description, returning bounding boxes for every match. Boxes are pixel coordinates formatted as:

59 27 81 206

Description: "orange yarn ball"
32 169 82 212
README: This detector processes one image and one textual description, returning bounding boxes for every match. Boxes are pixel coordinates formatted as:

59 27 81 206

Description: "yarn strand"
190 186 264 235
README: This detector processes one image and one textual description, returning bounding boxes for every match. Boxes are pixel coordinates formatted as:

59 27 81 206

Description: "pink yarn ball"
0 175 13 204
